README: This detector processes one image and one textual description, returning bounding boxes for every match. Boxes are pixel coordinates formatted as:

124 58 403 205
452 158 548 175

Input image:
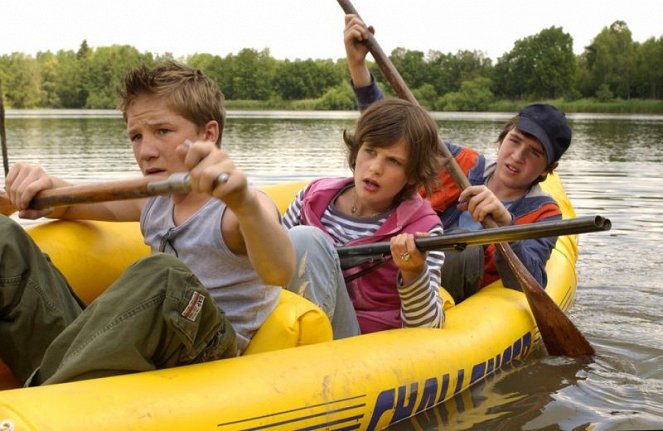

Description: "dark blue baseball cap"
516 104 572 165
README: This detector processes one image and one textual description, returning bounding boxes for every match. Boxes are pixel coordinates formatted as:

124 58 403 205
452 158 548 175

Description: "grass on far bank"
224 99 320 111
490 98 663 114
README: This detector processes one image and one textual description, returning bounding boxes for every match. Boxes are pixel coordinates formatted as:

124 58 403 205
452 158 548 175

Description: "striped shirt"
284 187 445 329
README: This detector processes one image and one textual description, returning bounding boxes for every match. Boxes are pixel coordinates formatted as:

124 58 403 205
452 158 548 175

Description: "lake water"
2 110 663 430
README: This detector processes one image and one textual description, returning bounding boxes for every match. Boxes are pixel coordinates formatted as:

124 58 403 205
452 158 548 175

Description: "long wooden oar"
0 173 191 216
337 0 595 357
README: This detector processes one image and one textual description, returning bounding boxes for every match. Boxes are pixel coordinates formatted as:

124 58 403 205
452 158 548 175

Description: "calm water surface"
3 110 663 430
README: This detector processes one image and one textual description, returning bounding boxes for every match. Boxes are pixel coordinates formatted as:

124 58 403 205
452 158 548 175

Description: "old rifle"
337 215 611 269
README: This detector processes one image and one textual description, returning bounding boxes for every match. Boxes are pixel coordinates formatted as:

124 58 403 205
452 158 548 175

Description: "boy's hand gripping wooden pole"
337 0 594 357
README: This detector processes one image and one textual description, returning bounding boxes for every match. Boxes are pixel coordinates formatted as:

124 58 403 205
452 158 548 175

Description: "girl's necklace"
351 189 380 217
351 190 359 215
349 187 392 218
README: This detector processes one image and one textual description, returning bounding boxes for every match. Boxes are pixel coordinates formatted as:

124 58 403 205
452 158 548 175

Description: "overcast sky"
3 0 662 62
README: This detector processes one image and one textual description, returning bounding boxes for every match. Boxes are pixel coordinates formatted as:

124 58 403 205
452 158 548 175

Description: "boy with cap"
343 14 572 302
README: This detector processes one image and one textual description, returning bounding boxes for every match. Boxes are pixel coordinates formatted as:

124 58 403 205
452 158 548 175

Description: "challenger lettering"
367 332 532 429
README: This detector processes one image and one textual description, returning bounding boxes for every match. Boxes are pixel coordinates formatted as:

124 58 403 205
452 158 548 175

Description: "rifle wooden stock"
336 0 596 357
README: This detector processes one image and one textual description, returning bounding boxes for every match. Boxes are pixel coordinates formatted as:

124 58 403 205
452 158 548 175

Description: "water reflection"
388 352 591 431
223 117 353 181
568 119 663 163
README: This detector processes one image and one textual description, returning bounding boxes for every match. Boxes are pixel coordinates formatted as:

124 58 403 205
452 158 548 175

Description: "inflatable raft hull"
0 173 577 431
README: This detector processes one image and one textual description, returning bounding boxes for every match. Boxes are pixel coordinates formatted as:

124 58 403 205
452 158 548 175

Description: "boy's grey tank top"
141 195 280 353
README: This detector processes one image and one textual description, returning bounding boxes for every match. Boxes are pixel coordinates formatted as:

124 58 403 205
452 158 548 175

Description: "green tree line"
1 20 662 112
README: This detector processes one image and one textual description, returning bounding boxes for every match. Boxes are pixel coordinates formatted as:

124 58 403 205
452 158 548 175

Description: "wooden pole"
0 173 191 216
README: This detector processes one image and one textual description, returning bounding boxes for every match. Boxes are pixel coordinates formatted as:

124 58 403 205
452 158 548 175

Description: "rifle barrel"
337 216 611 269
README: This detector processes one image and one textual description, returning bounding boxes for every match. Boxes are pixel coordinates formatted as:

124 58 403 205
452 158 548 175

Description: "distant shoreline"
223 98 663 114
5 108 663 121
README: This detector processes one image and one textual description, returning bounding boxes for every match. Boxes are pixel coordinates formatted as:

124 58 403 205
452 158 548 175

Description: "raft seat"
0 219 332 390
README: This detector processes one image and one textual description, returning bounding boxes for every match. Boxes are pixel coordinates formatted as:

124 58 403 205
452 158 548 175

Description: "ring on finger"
400 252 411 262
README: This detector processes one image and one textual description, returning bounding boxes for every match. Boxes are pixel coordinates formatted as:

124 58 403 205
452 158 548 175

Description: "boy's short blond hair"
118 61 226 147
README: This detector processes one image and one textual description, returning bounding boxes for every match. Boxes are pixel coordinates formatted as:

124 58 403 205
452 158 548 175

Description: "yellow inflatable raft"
0 173 578 431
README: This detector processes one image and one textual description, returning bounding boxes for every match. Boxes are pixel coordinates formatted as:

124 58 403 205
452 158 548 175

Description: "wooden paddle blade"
527 288 595 356
498 243 595 356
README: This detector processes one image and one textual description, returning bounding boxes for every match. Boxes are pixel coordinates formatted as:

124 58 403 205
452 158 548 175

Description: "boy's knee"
288 225 326 246
0 214 19 226
0 215 29 244
0 214 15 229
287 226 336 260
